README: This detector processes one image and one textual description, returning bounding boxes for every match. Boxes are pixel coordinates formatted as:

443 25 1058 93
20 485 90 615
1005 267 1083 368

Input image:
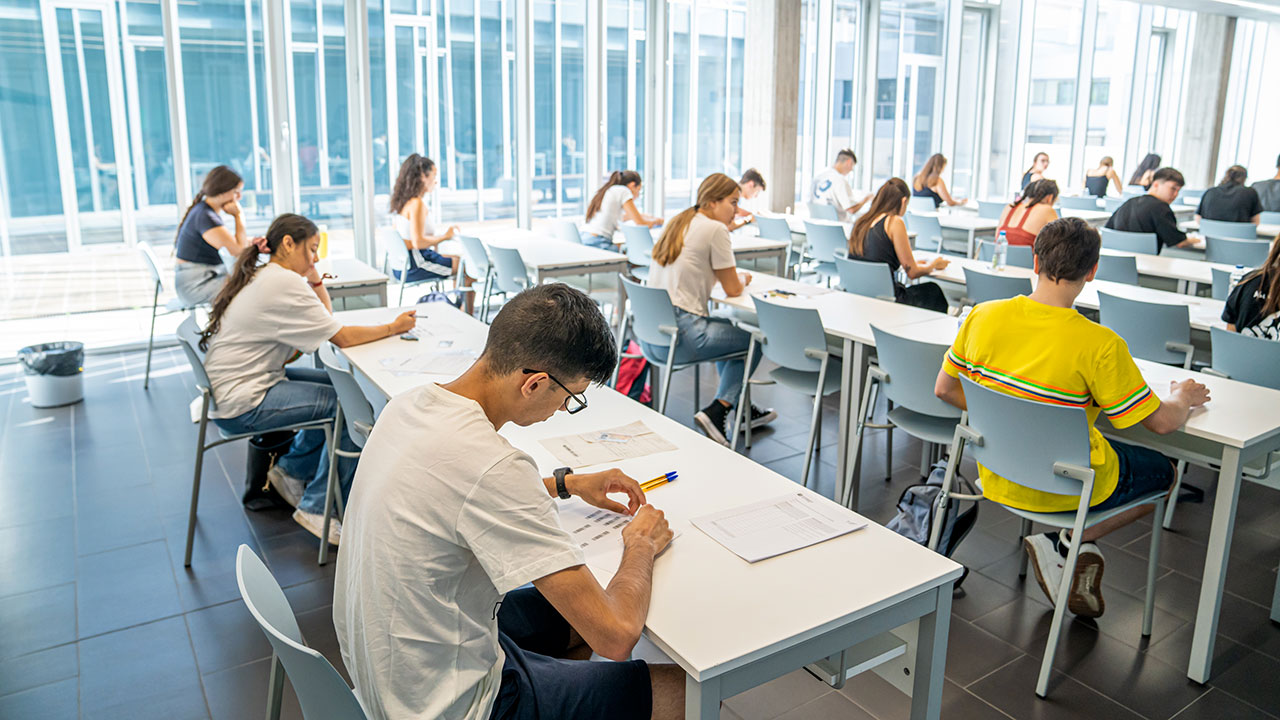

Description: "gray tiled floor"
2 347 1279 720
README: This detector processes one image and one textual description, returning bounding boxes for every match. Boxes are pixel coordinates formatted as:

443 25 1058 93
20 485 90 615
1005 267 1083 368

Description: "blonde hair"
652 173 739 266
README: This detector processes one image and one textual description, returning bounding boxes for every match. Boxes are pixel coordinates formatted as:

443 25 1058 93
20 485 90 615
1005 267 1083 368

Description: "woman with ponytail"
998 179 1060 247
644 173 775 445
1223 235 1280 340
1196 165 1262 224
173 166 249 305
201 213 416 545
580 170 663 249
847 178 950 313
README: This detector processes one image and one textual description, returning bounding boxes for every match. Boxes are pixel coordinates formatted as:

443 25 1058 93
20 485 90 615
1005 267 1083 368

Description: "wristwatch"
553 467 573 500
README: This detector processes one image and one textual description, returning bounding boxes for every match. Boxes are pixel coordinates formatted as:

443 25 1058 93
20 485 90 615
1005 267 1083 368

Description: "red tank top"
998 205 1037 246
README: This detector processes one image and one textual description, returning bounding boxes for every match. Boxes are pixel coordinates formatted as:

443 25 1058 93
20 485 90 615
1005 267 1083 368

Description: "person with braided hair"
999 179 1060 247
173 166 250 306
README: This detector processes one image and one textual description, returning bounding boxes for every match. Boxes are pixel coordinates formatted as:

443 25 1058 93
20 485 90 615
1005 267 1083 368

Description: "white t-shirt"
333 382 584 720
203 263 342 419
583 184 634 238
648 212 736 316
810 167 856 221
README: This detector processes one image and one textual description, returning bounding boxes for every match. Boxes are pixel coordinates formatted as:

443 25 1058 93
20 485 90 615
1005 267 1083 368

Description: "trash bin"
17 341 85 408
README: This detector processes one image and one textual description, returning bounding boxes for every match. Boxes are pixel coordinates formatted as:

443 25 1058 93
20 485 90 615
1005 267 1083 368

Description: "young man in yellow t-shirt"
934 217 1210 618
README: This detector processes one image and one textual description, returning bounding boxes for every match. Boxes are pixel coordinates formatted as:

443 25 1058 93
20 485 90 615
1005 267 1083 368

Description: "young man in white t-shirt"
809 148 868 221
334 284 684 720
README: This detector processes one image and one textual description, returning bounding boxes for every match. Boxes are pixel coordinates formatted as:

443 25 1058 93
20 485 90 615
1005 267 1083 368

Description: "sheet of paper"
690 492 866 563
540 420 678 467
378 349 477 377
556 497 682 573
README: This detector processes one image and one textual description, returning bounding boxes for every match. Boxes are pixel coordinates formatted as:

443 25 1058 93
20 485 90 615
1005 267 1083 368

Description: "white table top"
731 234 790 253
439 229 628 272
1098 249 1235 285
332 303 963 681
316 257 388 288
1181 220 1279 240
1059 208 1111 223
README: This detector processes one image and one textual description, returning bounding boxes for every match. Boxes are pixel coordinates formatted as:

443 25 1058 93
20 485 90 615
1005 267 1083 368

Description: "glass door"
385 17 440 195
895 55 942 180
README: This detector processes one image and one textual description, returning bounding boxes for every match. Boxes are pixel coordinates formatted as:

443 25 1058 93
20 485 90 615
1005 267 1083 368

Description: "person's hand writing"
621 505 673 555
389 310 416 335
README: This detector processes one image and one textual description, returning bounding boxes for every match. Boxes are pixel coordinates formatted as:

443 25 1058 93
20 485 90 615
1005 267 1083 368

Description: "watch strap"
554 467 573 500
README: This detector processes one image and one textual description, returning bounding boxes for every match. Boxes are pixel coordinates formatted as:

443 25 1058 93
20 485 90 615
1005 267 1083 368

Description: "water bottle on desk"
991 230 1008 271
1229 264 1246 289
956 304 973 330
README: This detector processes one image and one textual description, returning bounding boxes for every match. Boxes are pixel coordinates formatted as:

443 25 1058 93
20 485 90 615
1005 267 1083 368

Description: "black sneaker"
744 404 778 430
694 401 731 446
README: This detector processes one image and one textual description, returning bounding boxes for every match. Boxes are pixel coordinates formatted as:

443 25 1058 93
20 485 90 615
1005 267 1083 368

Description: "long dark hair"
1130 153 1161 185
1023 152 1049 178
913 153 947 191
1218 165 1248 188
390 154 436 215
849 178 910 257
652 174 739 266
1242 236 1280 321
1010 179 1059 209
176 166 241 245
586 170 641 221
199 213 319 351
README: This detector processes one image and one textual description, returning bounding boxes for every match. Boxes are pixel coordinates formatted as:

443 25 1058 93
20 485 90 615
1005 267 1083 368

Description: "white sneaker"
267 466 306 508
1023 533 1065 607
292 508 341 546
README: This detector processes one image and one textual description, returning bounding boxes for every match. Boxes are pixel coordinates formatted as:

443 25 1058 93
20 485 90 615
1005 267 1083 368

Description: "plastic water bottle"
956 304 973 330
1230 264 1246 289
991 230 1008 271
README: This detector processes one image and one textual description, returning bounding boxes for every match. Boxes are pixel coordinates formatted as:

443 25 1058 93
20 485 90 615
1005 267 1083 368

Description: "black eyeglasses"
523 369 588 414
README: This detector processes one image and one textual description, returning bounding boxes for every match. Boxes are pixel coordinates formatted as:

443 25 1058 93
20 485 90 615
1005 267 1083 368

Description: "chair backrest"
1096 291 1190 365
620 276 680 347
1210 267 1235 300
456 234 492 279
318 343 375 448
1059 196 1101 211
755 216 793 242
904 212 943 250
620 224 655 267
907 196 937 215
1210 327 1280 390
487 245 532 295
1095 254 1138 284
978 240 1033 269
176 314 214 403
1204 237 1271 267
958 376 1093 497
1176 188 1205 205
236 546 367 720
1100 227 1158 255
808 201 839 221
1260 211 1280 226
375 226 406 274
1124 184 1148 195
750 296 828 372
870 325 962 419
138 241 165 286
834 255 894 299
803 221 847 265
1199 219 1258 240
975 200 1005 220
554 219 581 245
963 267 1031 303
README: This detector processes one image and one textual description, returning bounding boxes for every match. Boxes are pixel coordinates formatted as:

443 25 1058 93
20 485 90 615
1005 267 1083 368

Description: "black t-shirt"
1197 185 1263 223
1222 272 1280 340
175 202 226 265
1105 195 1185 252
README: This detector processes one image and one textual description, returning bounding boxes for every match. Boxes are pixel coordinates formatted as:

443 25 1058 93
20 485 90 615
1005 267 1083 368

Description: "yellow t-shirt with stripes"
942 295 1162 513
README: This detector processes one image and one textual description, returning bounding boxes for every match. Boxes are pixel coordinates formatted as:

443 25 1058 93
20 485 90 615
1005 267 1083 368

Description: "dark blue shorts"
488 588 652 720
1092 440 1175 511
397 248 454 283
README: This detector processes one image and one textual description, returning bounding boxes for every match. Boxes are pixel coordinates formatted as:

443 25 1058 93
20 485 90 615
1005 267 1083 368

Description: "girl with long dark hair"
911 153 965 208
580 170 663 249
173 166 249 305
1223 235 1280 340
1129 153 1162 188
390 154 460 281
1021 152 1049 191
847 178 950 312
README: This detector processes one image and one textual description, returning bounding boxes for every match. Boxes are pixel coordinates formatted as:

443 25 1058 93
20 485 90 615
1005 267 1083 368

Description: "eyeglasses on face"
522 369 587 414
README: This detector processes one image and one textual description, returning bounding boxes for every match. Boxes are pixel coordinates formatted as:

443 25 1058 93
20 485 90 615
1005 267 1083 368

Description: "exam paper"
691 492 866 563
540 420 678 467
378 349 477 377
557 497 681 572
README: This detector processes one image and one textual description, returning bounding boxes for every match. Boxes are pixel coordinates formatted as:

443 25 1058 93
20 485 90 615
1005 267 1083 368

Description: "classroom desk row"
333 302 962 720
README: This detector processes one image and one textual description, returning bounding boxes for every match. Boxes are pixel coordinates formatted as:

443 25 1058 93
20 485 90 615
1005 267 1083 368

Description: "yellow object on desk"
318 224 329 259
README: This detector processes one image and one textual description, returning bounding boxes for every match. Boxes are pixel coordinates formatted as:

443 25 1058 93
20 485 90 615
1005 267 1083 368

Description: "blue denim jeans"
213 367 358 514
579 230 614 250
639 310 760 403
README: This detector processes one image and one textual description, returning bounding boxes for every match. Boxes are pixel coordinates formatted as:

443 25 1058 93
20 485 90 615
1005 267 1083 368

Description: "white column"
644 0 667 216
585 0 604 197
514 0 534 227
345 0 375 262
263 0 297 214
160 0 191 212
743 0 801 212
1178 14 1236 188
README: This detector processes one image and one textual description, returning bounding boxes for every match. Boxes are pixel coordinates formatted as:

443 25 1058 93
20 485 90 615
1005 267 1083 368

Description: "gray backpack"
886 461 979 587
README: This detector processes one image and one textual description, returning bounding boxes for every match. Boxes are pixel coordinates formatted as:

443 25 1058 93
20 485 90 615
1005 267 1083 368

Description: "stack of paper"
541 420 677 467
691 492 866 563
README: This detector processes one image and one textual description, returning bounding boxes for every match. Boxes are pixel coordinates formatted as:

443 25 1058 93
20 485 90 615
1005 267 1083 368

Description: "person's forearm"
334 323 397 347
232 216 247 249
310 281 333 313
599 541 656 642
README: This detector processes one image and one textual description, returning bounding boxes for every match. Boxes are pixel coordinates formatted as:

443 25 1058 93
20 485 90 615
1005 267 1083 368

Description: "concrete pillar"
743 0 801 213
1178 14 1235 188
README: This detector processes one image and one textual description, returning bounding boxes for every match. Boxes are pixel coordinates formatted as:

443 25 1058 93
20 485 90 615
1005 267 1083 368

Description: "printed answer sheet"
379 349 477 377
541 420 677 467
556 497 681 572
691 492 866 563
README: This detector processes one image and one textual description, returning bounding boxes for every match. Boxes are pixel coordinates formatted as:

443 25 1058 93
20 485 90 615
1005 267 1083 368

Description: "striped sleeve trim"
948 353 1092 408
1101 384 1156 420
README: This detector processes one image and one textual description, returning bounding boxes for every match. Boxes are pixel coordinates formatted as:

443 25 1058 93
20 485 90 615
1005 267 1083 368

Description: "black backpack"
886 460 980 588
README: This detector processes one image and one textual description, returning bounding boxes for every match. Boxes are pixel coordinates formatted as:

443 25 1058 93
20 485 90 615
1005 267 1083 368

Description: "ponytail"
652 173 739 266
586 170 642 222
176 165 242 246
1245 235 1280 320
1011 179 1059 209
1219 165 1247 188
199 213 319 351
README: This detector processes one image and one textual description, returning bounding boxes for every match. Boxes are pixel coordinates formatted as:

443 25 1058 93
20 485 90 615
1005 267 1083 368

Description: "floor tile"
74 484 165 556
0 644 78 697
944 619 1025 687
1170 688 1279 720
202 657 303 720
79 616 208 720
0 517 76 598
967 655 1146 720
0 584 77 660
185 600 273 675
160 506 263 612
76 540 183 639
722 668 832 720
257 531 337 589
294 605 347 685
951 570 1023 623
0 677 78 720
775 691 875 720
1204 647 1280 715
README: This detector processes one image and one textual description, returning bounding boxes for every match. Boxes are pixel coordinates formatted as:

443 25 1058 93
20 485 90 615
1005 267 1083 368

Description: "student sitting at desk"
581 170 664 249
173 166 250 306
1104 167 1196 253
1223 236 1280 340
391 153 462 279
911 153 965 208
935 217 1210 618
847 177 950 313
810 148 869 221
1129 153 1162 189
646 172 776 445
1020 152 1049 191
1196 165 1262 225
729 168 767 233
200 213 416 544
998 179 1059 247
1083 156 1122 198
334 284 685 720
1251 154 1280 212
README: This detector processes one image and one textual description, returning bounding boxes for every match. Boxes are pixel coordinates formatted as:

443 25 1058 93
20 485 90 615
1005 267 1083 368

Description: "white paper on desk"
540 420 677 467
556 497 681 572
378 349 476 377
691 492 866 563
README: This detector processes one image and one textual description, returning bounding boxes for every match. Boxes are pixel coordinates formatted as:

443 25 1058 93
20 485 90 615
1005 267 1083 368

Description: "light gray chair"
620 224 655 281
1207 327 1280 390
756 216 799 276
802 221 847 286
732 297 840 489
457 235 496 319
1199 219 1259 240
963 267 1031 304
808 201 839 221
1176 189 1205 205
1104 197 1126 213
834 255 895 301
1060 196 1102 211
381 225 441 306
977 240 1033 269
1204 237 1270 267
1097 292 1193 368
554 219 582 245
316 343 377 565
1124 184 1148 195
976 201 1005 220
176 315 335 567
236 546 367 720
138 241 203 389
1260 211 1280 226
1210 267 1237 300
908 195 937 215
904 212 945 254
934 377 1164 697
1096 254 1139 284
1100 228 1158 255
488 245 534 297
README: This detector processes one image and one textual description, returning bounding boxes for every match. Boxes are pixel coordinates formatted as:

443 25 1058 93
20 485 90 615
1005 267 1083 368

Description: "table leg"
1177 279 1189 295
910 586 952 720
685 674 721 720
967 230 976 259
1272 560 1280 624
838 341 870 505
836 338 854 503
1188 446 1243 684
614 266 626 340
777 248 788 279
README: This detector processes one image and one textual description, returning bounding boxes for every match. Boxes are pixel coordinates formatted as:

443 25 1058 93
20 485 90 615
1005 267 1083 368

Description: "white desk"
334 303 963 720
1098 249 1237 294
1182 220 1280 240
1058 207 1112 227
731 234 790 277
920 209 999 258
317 257 389 307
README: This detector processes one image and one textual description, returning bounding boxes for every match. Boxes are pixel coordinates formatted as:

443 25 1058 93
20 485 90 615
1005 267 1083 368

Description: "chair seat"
885 406 960 446
812 261 838 279
631 266 650 281
769 359 842 396
996 489 1168 529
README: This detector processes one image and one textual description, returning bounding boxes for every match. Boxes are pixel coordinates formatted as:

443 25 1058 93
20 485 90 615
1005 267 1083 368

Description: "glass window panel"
605 0 644 183
669 5 690 183
874 0 946 183
559 3 585 212
293 51 321 188
951 8 987 198
828 0 858 163
728 13 744 178
1024 0 1083 182
133 45 175 207
126 0 163 37
694 7 726 178
531 0 587 218
291 0 317 44
1083 1 1137 179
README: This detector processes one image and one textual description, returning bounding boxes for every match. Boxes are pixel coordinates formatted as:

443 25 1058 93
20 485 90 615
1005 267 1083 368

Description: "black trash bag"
17 342 84 376
243 430 298 510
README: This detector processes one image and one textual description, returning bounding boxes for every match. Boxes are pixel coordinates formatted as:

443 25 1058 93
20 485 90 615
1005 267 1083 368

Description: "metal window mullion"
70 13 104 213
940 0 962 190
1125 6 1151 174
501 0 514 184
100 5 137 243
159 0 189 210
684 3 696 203
344 0 375 262
315 0 329 189
242 0 263 207
121 38 149 208
442 0 459 197
1070 0 1098 185
513 0 532 227
857 0 877 193
472 3 485 218
384 15 399 188
0 93 10 256
414 29 425 153
553 8 563 216
584 0 601 193
425 20 443 209
813 0 833 176
1009 0 1036 193
626 1 637 173
40 2 82 250
264 0 298 213
645 0 665 215
722 10 731 175
976 8 996 200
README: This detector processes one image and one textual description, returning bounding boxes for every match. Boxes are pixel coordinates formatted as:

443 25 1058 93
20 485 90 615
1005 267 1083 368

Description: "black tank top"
851 217 903 291
1084 175 1108 198
913 185 943 208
